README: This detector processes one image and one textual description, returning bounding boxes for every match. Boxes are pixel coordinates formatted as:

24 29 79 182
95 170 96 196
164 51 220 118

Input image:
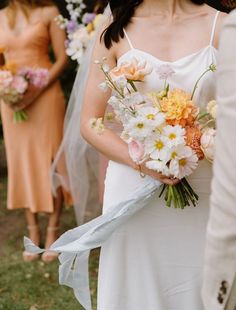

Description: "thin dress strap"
210 11 220 46
123 29 134 50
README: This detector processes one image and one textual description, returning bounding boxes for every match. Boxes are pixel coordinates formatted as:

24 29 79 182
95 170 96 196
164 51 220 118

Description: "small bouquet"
0 64 49 123
55 0 107 64
92 57 217 209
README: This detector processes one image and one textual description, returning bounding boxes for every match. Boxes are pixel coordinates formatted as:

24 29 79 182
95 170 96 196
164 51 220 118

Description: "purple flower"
67 20 77 33
82 13 96 25
64 39 70 49
156 64 175 80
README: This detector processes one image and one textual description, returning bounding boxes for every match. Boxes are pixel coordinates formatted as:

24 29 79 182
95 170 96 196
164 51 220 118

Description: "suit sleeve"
202 10 236 310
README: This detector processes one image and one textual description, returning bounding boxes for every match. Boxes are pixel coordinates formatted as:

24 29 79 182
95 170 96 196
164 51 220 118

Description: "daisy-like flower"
145 134 171 161
125 117 152 139
138 106 165 129
146 159 170 176
123 92 146 109
89 117 105 135
162 125 186 148
169 145 198 179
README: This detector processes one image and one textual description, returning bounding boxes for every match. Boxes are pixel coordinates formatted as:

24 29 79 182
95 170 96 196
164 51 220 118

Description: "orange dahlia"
185 126 204 160
160 89 199 127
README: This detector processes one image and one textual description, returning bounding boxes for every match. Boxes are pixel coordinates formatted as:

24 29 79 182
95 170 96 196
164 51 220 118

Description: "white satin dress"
97 12 219 310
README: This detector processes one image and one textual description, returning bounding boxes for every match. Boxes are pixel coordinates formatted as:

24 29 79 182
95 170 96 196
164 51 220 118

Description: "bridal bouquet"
55 0 107 64
0 64 49 123
92 57 217 209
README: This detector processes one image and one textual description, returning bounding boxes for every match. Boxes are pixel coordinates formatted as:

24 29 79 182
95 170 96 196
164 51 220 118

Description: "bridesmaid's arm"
80 34 178 186
12 6 68 111
45 6 68 85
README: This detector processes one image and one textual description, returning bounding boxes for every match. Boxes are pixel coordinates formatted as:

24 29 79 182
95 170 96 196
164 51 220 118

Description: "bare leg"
23 209 40 262
42 189 63 262
45 188 63 248
25 209 40 245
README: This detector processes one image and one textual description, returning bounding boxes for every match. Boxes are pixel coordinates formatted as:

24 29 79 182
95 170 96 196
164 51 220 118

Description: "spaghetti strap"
123 29 134 50
210 11 220 46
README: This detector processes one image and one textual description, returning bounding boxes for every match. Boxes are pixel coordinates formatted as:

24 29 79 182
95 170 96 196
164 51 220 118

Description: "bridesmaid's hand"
11 84 44 111
138 162 180 186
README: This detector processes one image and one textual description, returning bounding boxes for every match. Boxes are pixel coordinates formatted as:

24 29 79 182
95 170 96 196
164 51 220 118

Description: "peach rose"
185 126 204 160
110 57 152 81
200 128 216 163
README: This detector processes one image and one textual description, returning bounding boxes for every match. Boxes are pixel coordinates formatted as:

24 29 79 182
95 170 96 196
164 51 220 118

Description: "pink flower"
0 70 13 90
18 67 49 88
200 128 216 163
128 140 145 163
156 64 175 80
30 69 49 88
11 76 28 94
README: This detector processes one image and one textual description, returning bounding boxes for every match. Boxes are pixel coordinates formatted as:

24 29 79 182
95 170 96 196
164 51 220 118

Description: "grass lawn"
0 173 99 310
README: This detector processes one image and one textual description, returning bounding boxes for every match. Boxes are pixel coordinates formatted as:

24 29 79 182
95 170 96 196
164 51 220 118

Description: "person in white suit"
202 4 236 310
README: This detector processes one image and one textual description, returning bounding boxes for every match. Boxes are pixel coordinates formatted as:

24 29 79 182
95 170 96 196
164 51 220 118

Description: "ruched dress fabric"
0 22 66 213
97 14 219 310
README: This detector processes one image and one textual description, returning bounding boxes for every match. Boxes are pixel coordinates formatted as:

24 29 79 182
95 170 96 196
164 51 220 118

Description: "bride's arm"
80 36 178 186
80 37 136 169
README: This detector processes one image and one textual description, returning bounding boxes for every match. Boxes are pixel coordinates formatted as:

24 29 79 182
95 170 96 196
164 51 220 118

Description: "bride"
25 0 227 309
79 0 226 309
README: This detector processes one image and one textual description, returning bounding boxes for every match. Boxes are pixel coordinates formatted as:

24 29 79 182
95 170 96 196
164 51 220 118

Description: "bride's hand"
11 84 44 111
138 162 180 186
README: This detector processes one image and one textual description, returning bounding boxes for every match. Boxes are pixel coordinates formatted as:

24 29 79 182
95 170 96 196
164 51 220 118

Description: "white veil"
51 5 112 224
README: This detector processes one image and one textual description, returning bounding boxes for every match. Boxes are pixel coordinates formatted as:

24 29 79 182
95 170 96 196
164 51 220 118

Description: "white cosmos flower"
123 92 145 109
125 117 152 139
169 145 198 179
146 159 171 176
145 134 171 161
138 106 165 128
162 125 186 148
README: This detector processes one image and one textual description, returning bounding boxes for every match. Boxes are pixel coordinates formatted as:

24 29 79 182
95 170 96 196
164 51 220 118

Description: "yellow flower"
0 62 17 74
206 100 217 119
160 89 199 127
93 14 107 29
86 23 94 34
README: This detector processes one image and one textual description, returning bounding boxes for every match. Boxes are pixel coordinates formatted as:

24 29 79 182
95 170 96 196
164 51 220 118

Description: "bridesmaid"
0 0 68 262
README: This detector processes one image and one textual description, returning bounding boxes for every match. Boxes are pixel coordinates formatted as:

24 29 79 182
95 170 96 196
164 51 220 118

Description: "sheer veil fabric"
50 6 111 224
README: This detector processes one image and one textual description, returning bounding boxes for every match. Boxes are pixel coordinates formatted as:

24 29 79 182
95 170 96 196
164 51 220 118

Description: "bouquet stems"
159 178 199 209
13 110 28 123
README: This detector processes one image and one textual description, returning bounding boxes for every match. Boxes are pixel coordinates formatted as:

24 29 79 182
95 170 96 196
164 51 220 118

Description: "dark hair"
103 0 205 49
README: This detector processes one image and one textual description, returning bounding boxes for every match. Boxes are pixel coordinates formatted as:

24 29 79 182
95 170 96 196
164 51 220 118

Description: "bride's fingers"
161 178 180 186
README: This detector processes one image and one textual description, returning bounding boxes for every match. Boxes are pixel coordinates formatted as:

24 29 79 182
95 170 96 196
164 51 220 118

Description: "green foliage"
0 175 99 310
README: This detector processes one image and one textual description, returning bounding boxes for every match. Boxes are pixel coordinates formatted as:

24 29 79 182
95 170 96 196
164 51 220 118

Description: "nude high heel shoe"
23 225 40 262
41 226 59 263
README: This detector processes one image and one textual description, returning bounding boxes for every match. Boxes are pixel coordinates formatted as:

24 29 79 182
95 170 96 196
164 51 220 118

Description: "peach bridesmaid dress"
0 21 66 213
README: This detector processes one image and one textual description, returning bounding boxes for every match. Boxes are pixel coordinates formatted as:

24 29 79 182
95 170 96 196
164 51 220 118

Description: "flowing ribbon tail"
24 179 160 310
24 237 45 254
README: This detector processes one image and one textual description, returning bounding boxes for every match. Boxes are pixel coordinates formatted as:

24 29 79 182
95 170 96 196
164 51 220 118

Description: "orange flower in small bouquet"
93 58 216 209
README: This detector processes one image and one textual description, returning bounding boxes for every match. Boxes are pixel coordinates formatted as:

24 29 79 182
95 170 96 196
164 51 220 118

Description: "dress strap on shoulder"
123 29 134 50
210 11 220 46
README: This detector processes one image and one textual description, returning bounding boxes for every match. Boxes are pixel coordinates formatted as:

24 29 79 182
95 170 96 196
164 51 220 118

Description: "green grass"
0 174 99 310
